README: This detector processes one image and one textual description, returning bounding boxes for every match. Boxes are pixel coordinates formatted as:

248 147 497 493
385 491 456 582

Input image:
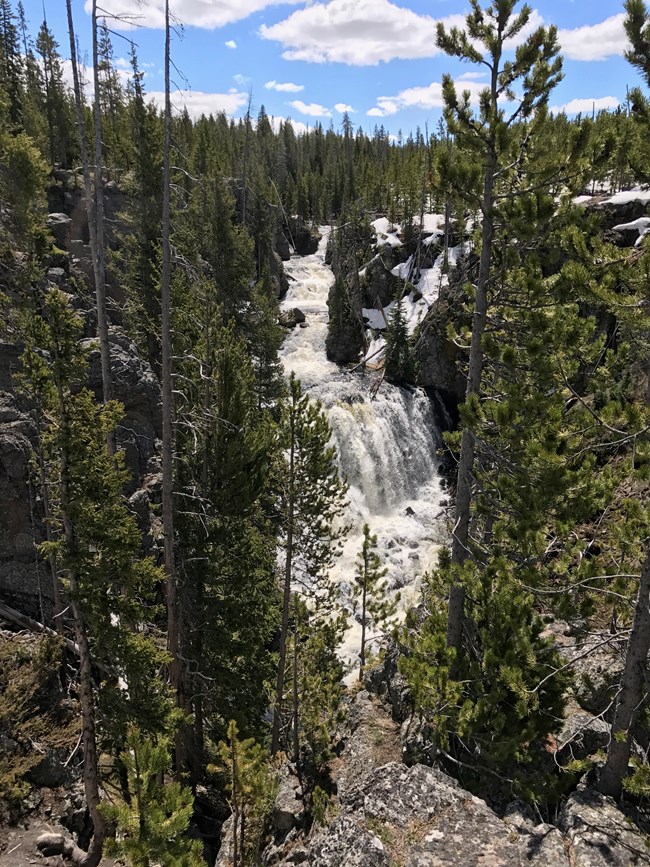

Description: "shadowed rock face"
0 327 163 623
0 392 49 621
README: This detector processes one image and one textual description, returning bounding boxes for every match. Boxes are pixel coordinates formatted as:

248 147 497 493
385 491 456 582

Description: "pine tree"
384 294 416 383
271 374 348 756
435 0 564 659
217 720 277 867
352 524 398 681
20 289 169 866
103 726 204 867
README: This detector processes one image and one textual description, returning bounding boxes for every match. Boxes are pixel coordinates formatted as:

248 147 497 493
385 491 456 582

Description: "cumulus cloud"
558 13 628 62
260 0 466 65
334 103 356 113
265 80 304 92
148 88 248 119
269 115 311 135
85 0 303 30
225 39 237 49
551 96 621 115
289 99 332 117
367 74 487 117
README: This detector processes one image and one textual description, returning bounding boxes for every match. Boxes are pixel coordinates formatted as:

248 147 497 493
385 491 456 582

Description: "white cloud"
234 73 251 86
269 115 311 135
148 88 248 119
551 96 621 115
558 13 628 62
289 99 332 117
334 102 356 113
265 79 304 92
225 39 237 49
260 0 467 65
367 75 487 117
85 0 303 30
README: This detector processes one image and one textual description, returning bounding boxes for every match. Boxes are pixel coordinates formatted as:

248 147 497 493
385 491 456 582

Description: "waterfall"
280 228 446 669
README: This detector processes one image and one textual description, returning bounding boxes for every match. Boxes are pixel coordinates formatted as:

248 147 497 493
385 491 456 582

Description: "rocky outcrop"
0 392 51 620
560 785 650 865
297 762 570 866
286 218 321 256
84 327 162 489
361 249 407 310
415 278 469 405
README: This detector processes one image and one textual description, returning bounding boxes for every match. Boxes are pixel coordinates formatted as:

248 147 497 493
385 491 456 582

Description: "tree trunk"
55 377 105 867
446 63 498 658
91 0 112 414
271 405 295 755
66 0 112 416
599 546 650 799
161 0 184 772
292 622 300 763
359 577 367 681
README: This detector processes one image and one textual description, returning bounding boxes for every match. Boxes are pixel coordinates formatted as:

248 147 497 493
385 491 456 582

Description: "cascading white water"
280 228 447 670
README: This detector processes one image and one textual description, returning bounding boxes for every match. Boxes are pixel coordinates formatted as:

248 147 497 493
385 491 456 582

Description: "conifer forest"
0 0 649 864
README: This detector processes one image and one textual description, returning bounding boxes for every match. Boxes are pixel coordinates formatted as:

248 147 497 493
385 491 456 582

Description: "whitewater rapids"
280 228 447 673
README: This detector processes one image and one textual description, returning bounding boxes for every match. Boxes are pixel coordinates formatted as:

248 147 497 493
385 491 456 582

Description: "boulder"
28 748 69 788
560 786 650 865
415 278 470 404
275 226 292 261
555 711 610 765
362 250 407 309
272 765 304 832
46 213 72 250
308 815 390 866
503 801 570 866
36 832 67 857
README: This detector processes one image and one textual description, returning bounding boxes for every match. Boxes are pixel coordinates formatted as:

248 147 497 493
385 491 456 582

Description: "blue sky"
25 0 638 136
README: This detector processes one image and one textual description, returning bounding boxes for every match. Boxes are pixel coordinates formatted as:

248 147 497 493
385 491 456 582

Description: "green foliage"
352 524 399 679
17 289 171 760
384 295 417 382
0 634 77 808
217 720 277 867
103 726 204 867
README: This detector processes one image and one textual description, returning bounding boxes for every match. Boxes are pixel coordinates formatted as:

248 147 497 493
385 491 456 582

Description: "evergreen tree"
384 293 417 383
271 375 348 756
352 524 398 681
20 290 169 865
217 720 277 867
103 726 204 867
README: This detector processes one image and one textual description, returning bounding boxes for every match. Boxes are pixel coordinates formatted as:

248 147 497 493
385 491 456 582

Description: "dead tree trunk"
599 546 650 799
65 0 112 414
161 0 184 772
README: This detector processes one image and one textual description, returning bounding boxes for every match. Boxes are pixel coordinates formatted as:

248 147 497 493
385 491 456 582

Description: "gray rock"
308 815 390 866
555 711 610 765
46 267 67 284
46 213 72 249
36 832 67 856
28 748 68 788
363 639 413 722
560 786 650 865
362 249 407 310
415 278 469 402
337 691 401 809
272 765 304 832
400 714 436 766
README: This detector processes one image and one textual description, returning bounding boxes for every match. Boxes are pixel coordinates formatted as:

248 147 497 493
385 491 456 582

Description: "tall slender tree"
437 0 563 659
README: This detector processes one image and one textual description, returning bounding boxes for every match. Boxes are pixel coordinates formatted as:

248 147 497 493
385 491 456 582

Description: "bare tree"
599 545 650 799
65 0 112 413
161 0 185 770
